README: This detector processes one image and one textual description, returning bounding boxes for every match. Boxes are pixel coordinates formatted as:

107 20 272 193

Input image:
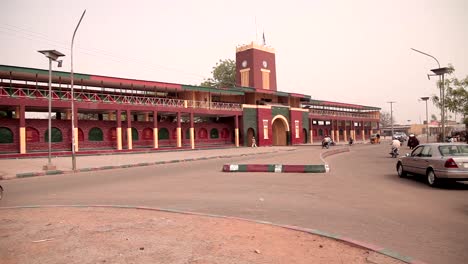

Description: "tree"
201 59 236 88
379 111 394 127
431 65 468 123
431 114 438 121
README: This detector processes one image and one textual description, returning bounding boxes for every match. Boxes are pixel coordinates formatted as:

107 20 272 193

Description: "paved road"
1 144 467 263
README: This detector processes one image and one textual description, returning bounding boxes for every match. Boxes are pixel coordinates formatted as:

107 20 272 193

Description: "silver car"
396 143 468 187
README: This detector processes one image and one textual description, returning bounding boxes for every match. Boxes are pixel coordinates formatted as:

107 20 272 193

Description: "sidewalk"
0 146 317 180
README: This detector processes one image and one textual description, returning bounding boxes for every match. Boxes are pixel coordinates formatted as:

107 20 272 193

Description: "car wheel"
397 162 407 177
426 170 440 187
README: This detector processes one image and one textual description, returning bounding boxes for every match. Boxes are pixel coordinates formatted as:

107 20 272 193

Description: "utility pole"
388 101 396 138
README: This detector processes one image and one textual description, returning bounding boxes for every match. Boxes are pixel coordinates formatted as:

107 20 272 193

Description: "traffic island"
222 164 329 173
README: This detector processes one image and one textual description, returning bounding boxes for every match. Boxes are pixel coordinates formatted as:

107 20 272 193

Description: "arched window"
142 128 152 140
88 127 103 141
210 128 219 139
132 127 139 141
0 127 13 143
198 128 208 139
318 129 323 137
158 128 169 140
45 127 63 142
26 127 40 143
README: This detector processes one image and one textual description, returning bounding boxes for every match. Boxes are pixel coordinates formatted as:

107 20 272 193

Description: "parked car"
393 132 408 142
396 143 468 187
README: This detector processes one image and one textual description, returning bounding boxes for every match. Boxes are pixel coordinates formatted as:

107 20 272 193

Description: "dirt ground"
0 207 404 264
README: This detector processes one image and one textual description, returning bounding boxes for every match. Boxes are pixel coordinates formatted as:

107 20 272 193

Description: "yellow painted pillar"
117 127 122 150
153 128 159 148
144 113 149 122
190 112 195 149
116 110 122 150
190 128 195 149
153 110 158 149
127 127 133 150
19 127 26 154
335 129 340 143
177 127 182 148
18 104 26 154
108 111 115 121
234 115 239 147
330 129 335 142
177 112 182 148
126 110 132 150
362 129 366 141
74 128 79 151
65 110 71 120
344 129 347 143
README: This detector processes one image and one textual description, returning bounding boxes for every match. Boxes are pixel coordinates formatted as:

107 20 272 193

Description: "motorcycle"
322 141 331 149
390 147 399 158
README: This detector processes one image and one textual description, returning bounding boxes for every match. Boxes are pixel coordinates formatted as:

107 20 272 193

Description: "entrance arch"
302 128 308 144
271 115 289 146
246 128 255 146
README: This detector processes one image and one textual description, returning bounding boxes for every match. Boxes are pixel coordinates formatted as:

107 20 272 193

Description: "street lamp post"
420 97 430 143
70 10 86 171
387 101 396 138
38 50 65 171
411 48 449 142
430 67 450 141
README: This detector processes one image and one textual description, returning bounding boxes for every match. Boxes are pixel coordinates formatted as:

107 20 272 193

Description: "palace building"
0 42 380 156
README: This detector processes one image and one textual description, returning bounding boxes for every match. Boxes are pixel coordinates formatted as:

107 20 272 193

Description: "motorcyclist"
322 135 332 149
391 137 401 157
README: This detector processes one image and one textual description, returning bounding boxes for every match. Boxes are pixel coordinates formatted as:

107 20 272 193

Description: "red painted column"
126 109 132 150
153 110 158 149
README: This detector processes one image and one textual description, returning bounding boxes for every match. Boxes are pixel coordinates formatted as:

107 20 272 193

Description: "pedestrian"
251 136 257 148
376 133 381 144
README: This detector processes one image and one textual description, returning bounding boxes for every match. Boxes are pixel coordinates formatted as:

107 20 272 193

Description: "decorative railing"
309 109 379 120
0 86 242 111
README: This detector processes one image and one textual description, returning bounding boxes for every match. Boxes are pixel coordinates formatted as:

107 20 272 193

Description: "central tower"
235 42 277 91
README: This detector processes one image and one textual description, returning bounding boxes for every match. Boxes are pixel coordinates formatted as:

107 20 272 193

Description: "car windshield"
438 145 468 156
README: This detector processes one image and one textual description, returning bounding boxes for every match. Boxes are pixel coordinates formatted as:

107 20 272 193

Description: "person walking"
251 136 257 148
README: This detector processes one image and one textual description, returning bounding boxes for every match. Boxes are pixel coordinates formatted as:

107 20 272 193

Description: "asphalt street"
1 144 467 264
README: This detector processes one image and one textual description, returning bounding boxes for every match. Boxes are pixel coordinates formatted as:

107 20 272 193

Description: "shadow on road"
384 173 468 190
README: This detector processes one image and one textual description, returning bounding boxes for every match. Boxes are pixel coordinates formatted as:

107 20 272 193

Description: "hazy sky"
1 0 467 124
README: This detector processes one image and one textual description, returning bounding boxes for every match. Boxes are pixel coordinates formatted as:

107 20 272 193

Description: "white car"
396 143 468 187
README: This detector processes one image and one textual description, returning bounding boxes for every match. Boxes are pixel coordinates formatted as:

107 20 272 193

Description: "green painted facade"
271 106 290 120
302 111 310 141
242 107 257 146
0 65 90 80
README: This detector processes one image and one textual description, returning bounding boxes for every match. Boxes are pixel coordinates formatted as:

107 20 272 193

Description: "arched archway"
271 115 289 146
302 128 308 144
246 128 255 146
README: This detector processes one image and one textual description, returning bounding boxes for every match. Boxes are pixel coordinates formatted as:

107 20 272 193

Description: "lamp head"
57 60 63 68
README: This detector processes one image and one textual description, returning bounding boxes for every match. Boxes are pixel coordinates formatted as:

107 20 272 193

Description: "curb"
222 147 349 173
0 205 428 264
2 149 293 181
222 164 329 173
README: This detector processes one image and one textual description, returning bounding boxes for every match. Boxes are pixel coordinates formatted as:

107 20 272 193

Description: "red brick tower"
235 42 277 91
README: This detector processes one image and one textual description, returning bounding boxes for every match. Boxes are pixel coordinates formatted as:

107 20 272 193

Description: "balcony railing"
310 109 379 120
0 86 242 111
